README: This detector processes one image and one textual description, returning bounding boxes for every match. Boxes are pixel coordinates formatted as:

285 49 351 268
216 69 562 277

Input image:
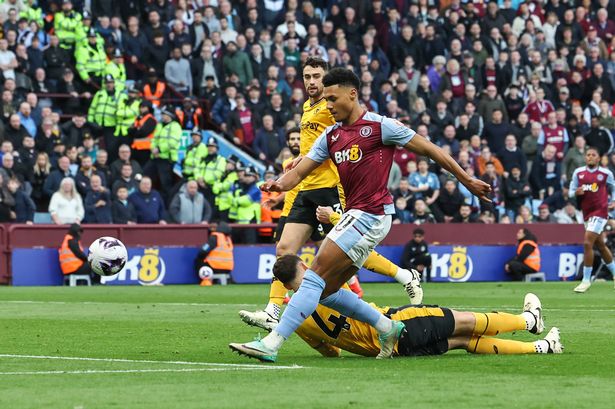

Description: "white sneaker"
574 281 591 293
544 327 564 354
238 310 279 332
523 293 544 335
403 269 424 305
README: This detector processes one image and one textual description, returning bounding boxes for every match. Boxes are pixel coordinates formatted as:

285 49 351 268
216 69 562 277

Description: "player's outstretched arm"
405 135 492 202
261 157 321 193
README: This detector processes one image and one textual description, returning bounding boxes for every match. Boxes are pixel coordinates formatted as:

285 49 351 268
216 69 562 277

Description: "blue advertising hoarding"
12 245 584 286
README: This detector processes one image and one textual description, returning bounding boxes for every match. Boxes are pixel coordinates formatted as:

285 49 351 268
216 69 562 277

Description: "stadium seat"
64 274 92 287
33 213 53 224
524 272 546 282
212 273 229 285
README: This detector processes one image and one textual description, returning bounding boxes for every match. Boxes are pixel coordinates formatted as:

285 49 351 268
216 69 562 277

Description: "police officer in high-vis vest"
195 222 234 286
89 74 123 161
21 0 44 28
58 223 92 279
104 49 127 92
505 228 541 281
183 129 207 181
143 106 182 203
212 154 240 222
128 101 157 166
54 0 82 51
75 28 106 90
114 86 141 160
197 137 226 220
230 165 261 244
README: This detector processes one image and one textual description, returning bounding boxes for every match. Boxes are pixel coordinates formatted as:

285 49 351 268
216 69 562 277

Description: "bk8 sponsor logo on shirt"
581 183 599 193
333 144 363 164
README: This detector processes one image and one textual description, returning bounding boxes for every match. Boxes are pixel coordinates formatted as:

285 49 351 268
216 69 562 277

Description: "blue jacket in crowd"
128 189 167 223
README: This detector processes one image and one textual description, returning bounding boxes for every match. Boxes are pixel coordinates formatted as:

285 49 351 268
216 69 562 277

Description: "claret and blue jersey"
568 166 615 221
306 111 416 216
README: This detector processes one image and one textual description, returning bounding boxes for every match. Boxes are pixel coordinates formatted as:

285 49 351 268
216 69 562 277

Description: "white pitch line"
0 367 287 376
0 301 258 307
0 354 304 370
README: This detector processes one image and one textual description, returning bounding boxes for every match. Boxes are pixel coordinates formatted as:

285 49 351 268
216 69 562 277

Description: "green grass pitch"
1 282 613 409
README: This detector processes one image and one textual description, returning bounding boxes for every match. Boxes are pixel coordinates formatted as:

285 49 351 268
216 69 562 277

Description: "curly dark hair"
303 56 329 71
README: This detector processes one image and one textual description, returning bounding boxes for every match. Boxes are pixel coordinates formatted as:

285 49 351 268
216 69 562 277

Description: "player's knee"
448 336 471 351
276 239 299 257
452 311 475 335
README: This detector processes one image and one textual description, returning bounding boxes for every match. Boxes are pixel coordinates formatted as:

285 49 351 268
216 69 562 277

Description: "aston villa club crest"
359 126 372 137
598 174 604 181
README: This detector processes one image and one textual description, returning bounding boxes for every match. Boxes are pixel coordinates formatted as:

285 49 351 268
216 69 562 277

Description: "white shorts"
585 216 608 235
326 209 392 268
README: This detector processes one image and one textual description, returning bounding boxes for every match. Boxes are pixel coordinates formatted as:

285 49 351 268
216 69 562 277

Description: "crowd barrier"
2 223 588 286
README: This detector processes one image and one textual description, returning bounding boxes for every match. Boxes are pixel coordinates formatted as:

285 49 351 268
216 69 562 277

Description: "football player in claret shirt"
569 147 615 293
240 57 425 332
229 68 491 362
274 255 563 357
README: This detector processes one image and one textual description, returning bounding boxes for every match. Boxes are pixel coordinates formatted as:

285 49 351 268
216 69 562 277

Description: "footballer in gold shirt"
274 255 564 358
271 128 324 243
299 97 340 191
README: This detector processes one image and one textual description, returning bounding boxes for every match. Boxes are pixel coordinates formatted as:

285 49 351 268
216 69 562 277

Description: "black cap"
87 28 96 38
82 10 91 19
244 166 259 177
206 137 218 147
62 0 72 4
161 106 175 118
113 49 122 58
227 154 239 164
264 165 276 175
104 74 114 83
191 128 202 136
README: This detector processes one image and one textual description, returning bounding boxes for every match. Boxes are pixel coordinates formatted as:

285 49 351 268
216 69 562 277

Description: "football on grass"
88 237 128 276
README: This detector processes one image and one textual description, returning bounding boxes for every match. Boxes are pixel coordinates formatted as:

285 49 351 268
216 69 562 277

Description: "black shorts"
274 216 324 243
386 305 455 357
286 187 342 234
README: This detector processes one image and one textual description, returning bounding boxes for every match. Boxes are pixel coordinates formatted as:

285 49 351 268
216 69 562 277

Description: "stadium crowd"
0 0 613 235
